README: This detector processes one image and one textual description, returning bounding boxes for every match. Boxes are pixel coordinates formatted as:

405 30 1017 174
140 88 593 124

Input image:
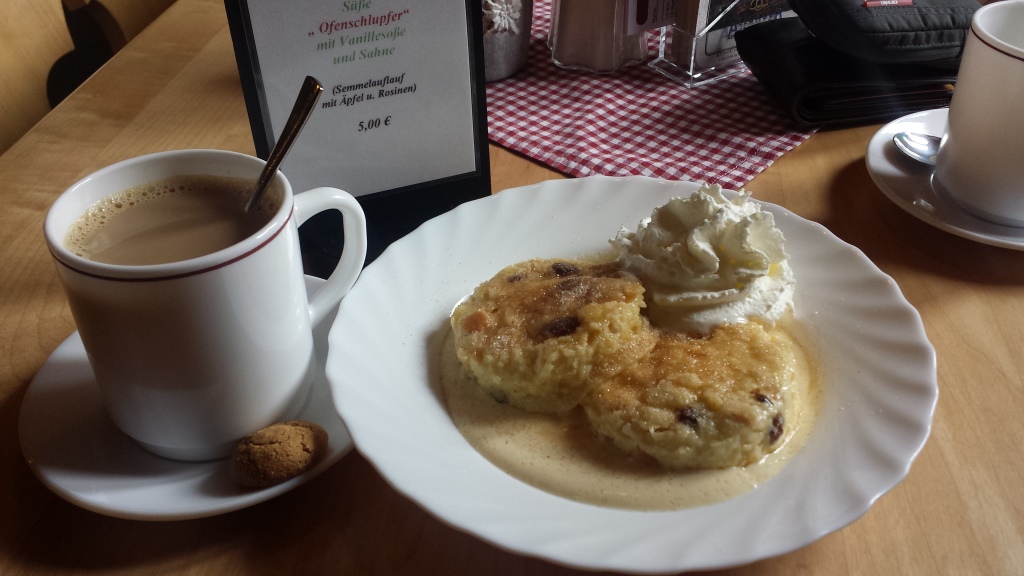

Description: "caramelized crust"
451 258 658 413
583 322 796 469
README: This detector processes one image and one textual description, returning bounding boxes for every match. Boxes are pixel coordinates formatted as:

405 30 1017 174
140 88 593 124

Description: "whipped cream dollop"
611 184 794 334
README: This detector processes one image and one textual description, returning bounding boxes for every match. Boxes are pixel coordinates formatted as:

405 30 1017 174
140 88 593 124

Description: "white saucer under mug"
866 107 1024 250
18 276 353 521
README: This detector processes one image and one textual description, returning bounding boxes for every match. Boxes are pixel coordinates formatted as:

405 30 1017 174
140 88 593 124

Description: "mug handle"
293 187 368 326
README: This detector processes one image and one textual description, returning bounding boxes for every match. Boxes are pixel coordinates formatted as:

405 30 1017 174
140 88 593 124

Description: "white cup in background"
935 0 1024 227
44 149 367 461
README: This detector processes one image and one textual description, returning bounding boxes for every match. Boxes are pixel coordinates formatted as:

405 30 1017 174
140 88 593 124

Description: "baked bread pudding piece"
583 322 797 469
450 258 659 413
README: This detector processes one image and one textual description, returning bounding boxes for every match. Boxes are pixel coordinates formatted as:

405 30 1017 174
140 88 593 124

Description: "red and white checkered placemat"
485 1 815 190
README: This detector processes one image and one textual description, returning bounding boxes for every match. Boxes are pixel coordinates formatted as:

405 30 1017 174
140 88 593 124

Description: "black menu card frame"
224 0 491 265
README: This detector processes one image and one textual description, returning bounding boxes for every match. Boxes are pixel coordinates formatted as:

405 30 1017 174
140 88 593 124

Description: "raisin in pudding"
442 185 817 510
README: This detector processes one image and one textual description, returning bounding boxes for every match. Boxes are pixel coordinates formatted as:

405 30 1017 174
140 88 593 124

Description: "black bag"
789 0 979 67
735 0 980 127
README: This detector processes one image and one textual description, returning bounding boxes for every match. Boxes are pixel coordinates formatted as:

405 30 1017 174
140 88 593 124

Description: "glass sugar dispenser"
548 0 648 73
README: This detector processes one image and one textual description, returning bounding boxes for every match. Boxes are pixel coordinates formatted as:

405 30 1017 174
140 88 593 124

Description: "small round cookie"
231 420 329 489
451 258 658 413
583 322 797 469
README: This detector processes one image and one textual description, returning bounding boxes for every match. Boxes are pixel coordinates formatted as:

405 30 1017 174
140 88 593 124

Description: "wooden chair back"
0 0 74 154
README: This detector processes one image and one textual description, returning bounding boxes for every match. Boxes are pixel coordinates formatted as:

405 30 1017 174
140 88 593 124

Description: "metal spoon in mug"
243 76 323 213
892 132 941 166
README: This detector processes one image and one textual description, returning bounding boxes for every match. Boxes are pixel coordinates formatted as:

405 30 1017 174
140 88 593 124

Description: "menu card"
225 0 490 264
628 0 678 35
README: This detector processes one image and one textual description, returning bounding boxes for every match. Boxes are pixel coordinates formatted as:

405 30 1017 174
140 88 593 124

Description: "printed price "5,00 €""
358 116 392 132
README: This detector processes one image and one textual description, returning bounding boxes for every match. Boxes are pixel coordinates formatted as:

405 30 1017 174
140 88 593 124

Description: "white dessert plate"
19 276 353 521
866 107 1024 250
327 176 937 573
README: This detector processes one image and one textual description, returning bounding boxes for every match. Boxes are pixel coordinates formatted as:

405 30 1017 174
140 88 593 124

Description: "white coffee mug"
935 0 1024 226
43 149 367 461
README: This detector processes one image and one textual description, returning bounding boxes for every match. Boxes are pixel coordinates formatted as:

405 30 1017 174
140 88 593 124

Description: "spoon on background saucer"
244 76 324 213
892 132 940 166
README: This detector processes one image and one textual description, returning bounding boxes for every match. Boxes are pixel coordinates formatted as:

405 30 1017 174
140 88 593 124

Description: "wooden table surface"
2 0 1022 574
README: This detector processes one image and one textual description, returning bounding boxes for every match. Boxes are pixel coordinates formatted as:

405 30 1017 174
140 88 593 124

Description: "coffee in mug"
65 175 278 265
44 150 367 461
